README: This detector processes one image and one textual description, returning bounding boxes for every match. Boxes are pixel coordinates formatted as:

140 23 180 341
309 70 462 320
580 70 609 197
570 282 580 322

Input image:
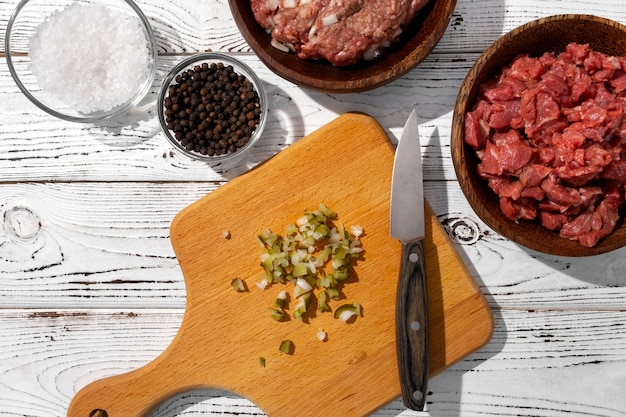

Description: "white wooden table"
2 0 626 416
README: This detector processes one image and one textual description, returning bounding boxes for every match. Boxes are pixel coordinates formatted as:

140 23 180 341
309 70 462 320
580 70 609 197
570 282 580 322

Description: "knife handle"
396 238 429 411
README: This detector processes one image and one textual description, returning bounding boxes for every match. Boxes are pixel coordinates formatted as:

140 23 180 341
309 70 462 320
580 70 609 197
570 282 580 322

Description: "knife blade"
390 109 429 411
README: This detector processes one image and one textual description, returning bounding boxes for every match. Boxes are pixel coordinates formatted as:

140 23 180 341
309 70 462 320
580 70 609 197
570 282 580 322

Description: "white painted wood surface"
1 0 626 416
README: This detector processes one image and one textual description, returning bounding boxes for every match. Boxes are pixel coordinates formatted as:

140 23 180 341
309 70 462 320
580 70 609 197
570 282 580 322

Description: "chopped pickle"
279 339 295 354
293 292 311 321
292 262 309 278
334 302 362 322
255 204 363 302
318 290 330 312
274 290 288 308
246 205 365 358
327 287 340 300
269 307 285 321
231 277 246 292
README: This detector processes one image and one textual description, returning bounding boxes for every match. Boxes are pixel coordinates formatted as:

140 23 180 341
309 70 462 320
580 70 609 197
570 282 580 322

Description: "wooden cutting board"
67 113 493 417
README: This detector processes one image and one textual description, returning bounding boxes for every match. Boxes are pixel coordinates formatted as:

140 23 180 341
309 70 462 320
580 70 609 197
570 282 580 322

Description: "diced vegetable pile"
232 204 364 360
256 204 364 324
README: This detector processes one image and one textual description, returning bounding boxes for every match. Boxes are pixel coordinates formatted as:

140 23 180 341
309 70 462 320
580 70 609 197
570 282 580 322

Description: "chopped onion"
296 214 310 227
296 277 313 293
243 206 367 358
363 44 381 61
329 227 342 244
338 310 356 322
283 0 297 8
350 225 364 237
293 292 311 320
222 230 231 239
270 38 291 53
322 13 338 26
268 0 279 10
317 328 327 341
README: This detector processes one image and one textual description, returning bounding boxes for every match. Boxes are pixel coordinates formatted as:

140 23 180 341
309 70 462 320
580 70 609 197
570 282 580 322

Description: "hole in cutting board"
148 389 264 416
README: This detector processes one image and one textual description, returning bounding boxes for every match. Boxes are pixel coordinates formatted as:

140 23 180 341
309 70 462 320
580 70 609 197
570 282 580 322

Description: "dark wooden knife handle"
396 238 429 411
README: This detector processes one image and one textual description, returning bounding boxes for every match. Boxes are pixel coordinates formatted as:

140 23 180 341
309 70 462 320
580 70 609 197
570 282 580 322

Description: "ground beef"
464 42 626 248
251 0 430 67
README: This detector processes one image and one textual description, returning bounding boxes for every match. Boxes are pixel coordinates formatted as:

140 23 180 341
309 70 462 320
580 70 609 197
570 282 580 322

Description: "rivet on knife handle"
396 237 429 411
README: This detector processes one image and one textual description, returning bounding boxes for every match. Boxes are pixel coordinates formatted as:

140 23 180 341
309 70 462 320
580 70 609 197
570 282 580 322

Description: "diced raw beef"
540 211 568 230
464 42 626 247
488 100 521 129
480 130 534 175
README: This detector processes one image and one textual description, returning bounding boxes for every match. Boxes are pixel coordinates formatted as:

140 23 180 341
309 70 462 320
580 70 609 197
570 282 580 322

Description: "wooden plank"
0 309 624 416
1 0 626 182
1 180 626 310
3 0 626 54
0 53 470 182
2 1 626 416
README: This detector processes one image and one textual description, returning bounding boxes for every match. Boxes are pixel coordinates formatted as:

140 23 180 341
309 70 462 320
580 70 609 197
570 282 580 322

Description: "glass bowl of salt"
5 0 157 123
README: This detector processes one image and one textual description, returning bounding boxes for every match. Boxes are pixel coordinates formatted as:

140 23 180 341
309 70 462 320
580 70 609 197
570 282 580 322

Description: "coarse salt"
28 2 152 115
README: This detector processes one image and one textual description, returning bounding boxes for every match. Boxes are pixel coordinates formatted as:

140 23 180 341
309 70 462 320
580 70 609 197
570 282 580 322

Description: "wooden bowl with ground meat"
452 14 626 256
229 0 457 93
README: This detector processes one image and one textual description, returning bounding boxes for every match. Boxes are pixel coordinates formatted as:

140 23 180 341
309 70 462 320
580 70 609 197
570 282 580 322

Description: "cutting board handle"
66 342 201 417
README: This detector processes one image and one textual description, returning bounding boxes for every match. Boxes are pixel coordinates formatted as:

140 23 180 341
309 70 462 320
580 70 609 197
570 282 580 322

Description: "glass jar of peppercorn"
158 53 267 161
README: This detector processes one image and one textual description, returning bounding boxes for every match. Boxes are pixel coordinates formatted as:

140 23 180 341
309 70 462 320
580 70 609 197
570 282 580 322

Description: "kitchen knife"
390 109 429 411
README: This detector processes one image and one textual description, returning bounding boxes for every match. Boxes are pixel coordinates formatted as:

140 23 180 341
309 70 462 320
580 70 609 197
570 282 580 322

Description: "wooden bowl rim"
451 14 626 257
229 0 458 93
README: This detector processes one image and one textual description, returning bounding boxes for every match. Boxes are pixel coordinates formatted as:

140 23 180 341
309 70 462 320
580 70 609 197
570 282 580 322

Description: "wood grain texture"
2 0 626 416
1 309 625 417
396 239 429 411
2 180 626 311
66 113 492 417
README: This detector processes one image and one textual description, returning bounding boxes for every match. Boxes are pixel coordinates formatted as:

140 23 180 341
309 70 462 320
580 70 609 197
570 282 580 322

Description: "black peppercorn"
163 60 262 157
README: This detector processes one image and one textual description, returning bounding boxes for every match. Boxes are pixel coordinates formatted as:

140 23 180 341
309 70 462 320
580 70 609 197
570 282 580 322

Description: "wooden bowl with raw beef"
452 14 626 256
228 0 457 93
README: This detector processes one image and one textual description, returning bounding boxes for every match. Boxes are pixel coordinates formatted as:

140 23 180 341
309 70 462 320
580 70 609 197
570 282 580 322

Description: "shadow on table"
523 244 626 289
